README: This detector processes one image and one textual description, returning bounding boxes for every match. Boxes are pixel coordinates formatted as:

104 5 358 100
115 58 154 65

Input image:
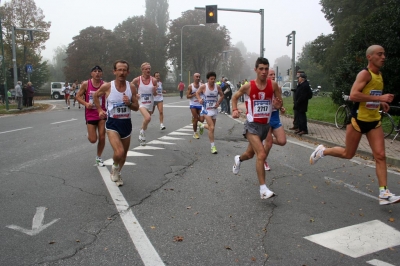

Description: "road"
0 97 399 266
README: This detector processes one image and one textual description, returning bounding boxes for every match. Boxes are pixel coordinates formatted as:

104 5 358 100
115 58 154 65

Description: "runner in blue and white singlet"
187 73 203 139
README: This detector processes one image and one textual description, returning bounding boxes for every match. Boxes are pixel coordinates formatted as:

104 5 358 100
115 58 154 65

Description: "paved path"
237 103 400 168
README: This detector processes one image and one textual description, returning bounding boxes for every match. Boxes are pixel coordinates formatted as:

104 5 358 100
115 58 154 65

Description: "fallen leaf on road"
251 257 256 261
150 226 156 229
173 236 184 242
310 218 315 222
225 246 232 250
76 240 80 243
389 218 395 222
186 206 192 209
49 241 55 244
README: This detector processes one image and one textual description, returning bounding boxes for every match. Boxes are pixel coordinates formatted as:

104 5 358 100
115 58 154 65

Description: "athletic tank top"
189 83 202 107
106 81 132 119
204 83 219 110
138 76 154 106
352 68 383 122
85 79 105 121
245 79 273 124
153 81 163 102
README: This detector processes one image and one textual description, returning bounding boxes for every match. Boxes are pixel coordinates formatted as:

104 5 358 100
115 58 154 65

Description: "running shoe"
232 155 241 174
68 106 70 109
211 146 218 154
139 131 146 146
198 122 204 135
260 189 275 199
310 144 325 165
264 161 270 171
160 124 166 130
379 189 400 205
96 157 105 167
73 103 75 107
110 164 119 182
116 173 123 187
193 132 200 139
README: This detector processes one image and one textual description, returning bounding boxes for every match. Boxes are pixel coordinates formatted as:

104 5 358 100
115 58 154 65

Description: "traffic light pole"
195 6 265 57
290 31 296 99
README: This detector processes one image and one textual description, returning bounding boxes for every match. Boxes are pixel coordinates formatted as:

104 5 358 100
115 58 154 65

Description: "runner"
231 57 282 199
263 69 287 171
132 62 157 146
75 66 106 167
309 45 400 205
152 72 167 130
195 71 224 154
187 73 203 139
71 80 81 108
94 60 139 186
62 81 71 109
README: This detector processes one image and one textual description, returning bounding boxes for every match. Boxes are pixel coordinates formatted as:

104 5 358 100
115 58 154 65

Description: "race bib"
205 100 216 110
89 91 102 109
110 102 130 119
365 90 382 109
140 93 152 105
253 100 271 118
156 87 162 96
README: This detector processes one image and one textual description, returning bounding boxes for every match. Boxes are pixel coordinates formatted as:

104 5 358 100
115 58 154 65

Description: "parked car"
50 82 72 99
281 82 292 97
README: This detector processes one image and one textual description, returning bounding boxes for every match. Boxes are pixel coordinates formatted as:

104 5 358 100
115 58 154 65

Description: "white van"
50 82 72 99
281 82 292 97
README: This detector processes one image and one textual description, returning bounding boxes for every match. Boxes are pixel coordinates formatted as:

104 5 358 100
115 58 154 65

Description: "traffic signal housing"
206 5 218 23
287 69 290 75
286 34 292 46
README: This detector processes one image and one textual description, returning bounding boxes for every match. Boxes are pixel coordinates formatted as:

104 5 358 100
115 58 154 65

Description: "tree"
272 55 291 80
220 47 244 84
0 0 51 88
64 27 119 82
167 10 231 84
49 46 67 81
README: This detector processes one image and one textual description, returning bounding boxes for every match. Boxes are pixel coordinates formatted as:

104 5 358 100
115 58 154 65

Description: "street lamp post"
180 24 205 82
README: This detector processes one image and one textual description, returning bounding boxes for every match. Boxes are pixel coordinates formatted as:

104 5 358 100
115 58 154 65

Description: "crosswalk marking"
176 128 193 132
127 151 153 156
168 132 192 136
102 159 136 166
133 145 165 150
159 136 184 140
367 259 395 266
147 140 175 145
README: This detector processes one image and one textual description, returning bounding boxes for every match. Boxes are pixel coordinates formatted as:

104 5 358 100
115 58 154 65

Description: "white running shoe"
264 161 270 171
116 173 123 187
110 165 119 182
96 157 105 167
160 124 166 130
68 106 70 109
139 131 146 146
260 189 275 199
310 144 325 165
193 132 200 139
232 155 241 174
379 189 400 205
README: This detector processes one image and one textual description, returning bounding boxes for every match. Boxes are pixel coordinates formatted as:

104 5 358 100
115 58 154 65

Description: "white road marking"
147 140 175 145
102 159 136 166
159 136 184 140
133 146 164 150
304 220 400 258
324 176 377 200
0 127 32 134
97 167 165 266
163 106 188 108
176 128 194 132
6 207 59 236
168 132 192 136
50 118 77 124
367 259 395 266
183 126 193 129
127 151 153 156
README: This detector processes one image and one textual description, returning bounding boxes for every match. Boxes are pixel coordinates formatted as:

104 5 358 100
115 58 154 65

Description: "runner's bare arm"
75 81 88 107
186 84 193 99
196 84 205 103
129 83 139 111
152 78 157 96
272 80 283 110
350 70 394 103
94 82 111 117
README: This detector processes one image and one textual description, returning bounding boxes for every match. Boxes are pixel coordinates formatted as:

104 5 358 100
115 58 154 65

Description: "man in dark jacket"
293 73 311 135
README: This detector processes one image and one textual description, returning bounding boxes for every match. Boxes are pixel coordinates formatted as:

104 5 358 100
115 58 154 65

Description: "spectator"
26 82 34 107
15 81 23 110
177 81 185 99
289 70 305 130
293 73 311 135
222 78 232 115
22 84 28 107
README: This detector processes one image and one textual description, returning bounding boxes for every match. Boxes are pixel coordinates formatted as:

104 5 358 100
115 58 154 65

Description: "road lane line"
0 127 32 134
324 176 377 200
50 118 77 124
97 167 165 266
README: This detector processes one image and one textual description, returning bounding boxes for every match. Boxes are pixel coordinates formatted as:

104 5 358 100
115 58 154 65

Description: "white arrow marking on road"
168 132 192 136
50 118 77 125
127 151 153 156
102 159 136 166
147 140 175 145
133 145 164 150
6 207 59 236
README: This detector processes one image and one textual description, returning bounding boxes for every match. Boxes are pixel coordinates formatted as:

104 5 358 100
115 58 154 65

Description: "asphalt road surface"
0 97 399 266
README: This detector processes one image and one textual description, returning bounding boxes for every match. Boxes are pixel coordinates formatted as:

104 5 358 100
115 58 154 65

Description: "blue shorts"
106 117 132 139
269 110 282 130
190 105 202 110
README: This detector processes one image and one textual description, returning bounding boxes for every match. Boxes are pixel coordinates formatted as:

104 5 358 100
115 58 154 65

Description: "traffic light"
287 69 290 75
206 5 218 23
286 34 292 46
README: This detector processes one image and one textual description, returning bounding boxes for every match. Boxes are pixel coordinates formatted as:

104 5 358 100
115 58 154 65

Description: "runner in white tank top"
132 62 158 146
195 71 224 154
94 60 139 187
187 73 203 139
151 72 167 130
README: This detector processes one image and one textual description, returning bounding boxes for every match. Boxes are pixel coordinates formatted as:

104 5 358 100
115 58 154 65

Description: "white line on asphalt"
0 127 32 135
97 166 165 266
366 259 395 266
50 118 77 124
163 105 188 108
324 176 377 200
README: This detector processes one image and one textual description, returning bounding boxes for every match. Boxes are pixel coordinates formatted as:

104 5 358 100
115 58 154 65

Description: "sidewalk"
237 103 400 168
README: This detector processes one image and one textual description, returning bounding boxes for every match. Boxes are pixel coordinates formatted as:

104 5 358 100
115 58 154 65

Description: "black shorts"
243 120 270 141
106 117 132 139
86 119 105 126
351 117 381 134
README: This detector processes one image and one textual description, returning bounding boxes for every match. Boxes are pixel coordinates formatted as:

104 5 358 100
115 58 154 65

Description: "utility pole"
286 31 296 100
